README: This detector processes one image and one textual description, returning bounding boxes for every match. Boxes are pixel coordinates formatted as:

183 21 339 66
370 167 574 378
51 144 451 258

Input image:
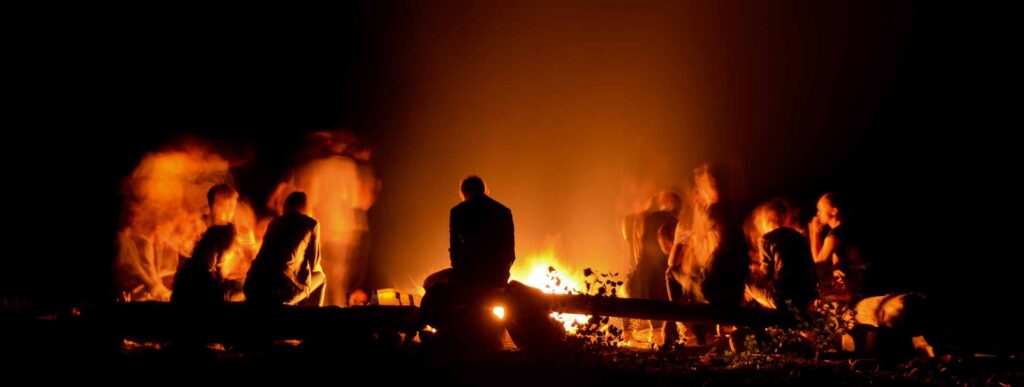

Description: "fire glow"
509 247 591 333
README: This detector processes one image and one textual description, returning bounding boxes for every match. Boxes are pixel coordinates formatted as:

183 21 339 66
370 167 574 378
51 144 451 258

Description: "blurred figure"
346 141 381 305
623 191 681 301
116 220 173 301
171 184 246 306
745 199 818 311
665 165 750 346
622 191 680 342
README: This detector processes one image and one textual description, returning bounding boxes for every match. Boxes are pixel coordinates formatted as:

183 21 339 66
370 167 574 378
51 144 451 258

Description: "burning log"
499 281 794 327
498 281 795 350
545 292 796 327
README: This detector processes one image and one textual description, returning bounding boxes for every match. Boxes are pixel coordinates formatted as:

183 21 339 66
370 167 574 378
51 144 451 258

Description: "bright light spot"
492 306 506 320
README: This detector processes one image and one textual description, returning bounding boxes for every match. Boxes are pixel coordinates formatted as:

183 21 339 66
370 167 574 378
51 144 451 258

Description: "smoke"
116 142 257 301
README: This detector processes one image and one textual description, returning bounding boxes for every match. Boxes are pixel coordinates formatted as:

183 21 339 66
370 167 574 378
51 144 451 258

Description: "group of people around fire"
620 164 927 355
121 152 926 355
117 131 377 308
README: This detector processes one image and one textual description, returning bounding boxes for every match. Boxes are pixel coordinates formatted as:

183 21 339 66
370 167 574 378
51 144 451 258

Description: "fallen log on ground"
95 302 423 343
504 281 796 327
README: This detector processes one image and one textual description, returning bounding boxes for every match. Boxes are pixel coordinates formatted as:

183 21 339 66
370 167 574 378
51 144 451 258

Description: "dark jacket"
760 227 818 310
244 213 322 304
449 195 515 288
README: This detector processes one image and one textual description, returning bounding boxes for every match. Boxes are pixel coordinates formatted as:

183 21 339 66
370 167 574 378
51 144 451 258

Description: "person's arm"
814 236 836 265
286 223 321 305
667 222 690 269
307 223 322 277
750 237 772 288
667 242 685 270
356 165 380 211
809 218 831 264
294 223 321 299
812 233 843 290
212 250 226 283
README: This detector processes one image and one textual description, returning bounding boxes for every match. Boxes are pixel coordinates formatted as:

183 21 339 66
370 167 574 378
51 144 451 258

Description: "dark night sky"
5 2 1018 348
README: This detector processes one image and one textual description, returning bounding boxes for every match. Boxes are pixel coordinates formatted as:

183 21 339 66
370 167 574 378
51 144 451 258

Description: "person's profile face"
816 197 835 224
214 196 238 222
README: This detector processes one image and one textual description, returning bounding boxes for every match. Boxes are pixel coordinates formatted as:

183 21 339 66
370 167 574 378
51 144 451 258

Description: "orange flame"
509 245 591 332
117 146 258 301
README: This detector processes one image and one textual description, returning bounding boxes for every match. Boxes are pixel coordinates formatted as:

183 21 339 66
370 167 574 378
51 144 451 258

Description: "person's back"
761 226 818 309
172 224 236 306
421 176 516 350
245 192 324 306
700 203 750 307
450 194 515 287
254 214 318 277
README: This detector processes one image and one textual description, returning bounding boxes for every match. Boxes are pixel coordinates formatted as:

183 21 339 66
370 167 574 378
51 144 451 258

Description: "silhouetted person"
421 176 516 350
171 184 244 306
448 176 516 288
244 192 326 306
746 199 818 311
621 191 680 343
697 204 750 306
